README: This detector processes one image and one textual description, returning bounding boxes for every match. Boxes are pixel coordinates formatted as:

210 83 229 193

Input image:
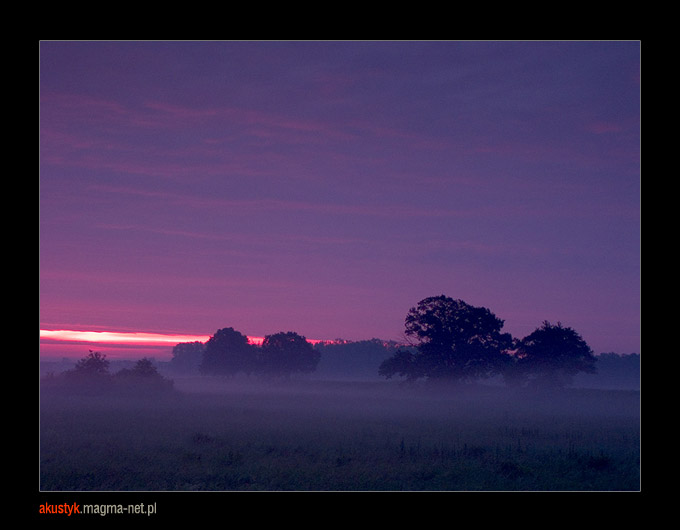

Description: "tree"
68 350 110 378
514 321 596 387
257 331 320 378
114 357 174 393
379 295 514 383
377 348 419 380
170 341 205 374
60 350 113 392
200 328 256 376
116 358 162 378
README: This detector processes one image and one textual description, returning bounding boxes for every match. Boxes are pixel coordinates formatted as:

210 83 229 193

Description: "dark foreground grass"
39 379 640 491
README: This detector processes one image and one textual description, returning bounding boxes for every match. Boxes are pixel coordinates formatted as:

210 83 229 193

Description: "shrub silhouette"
114 358 174 394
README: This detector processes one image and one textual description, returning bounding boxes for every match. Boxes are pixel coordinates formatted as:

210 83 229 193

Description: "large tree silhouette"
257 331 320 378
200 328 256 376
513 321 596 387
379 295 514 383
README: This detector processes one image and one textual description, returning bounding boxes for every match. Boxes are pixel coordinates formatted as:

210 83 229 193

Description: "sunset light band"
41 329 227 345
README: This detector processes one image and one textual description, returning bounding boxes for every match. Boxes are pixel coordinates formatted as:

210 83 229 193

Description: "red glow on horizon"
40 329 213 346
39 329 323 348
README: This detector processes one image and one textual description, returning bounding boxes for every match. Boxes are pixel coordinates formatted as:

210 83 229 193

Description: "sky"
39 41 640 360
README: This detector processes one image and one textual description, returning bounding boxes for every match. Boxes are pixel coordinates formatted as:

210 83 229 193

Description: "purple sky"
39 41 640 357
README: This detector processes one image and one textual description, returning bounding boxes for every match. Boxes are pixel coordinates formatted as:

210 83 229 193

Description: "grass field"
39 378 640 491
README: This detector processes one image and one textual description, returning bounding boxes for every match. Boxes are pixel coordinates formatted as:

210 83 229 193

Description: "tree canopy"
380 295 514 383
116 358 162 379
66 350 110 379
379 295 598 387
513 321 597 387
170 341 205 374
258 331 320 377
200 327 256 376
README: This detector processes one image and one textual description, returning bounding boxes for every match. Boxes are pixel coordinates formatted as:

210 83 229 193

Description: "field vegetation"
40 377 639 491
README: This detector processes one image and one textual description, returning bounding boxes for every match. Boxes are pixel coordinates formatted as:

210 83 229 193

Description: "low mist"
40 366 640 491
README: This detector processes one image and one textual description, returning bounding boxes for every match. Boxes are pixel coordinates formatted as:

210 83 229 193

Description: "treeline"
373 295 638 389
41 350 174 395
41 294 640 391
165 293 640 389
170 328 320 378
168 335 408 380
572 352 640 390
167 334 639 389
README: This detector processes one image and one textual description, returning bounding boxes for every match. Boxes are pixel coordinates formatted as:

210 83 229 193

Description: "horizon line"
38 329 333 347
38 329 633 358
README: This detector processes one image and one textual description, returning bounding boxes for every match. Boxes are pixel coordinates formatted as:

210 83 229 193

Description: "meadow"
39 378 640 491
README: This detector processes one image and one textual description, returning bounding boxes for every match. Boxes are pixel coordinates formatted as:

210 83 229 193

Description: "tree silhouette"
200 328 256 376
114 357 174 392
257 331 320 378
116 358 162 378
58 350 113 392
170 341 205 374
68 350 110 378
379 295 513 383
514 321 597 387
378 348 419 380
